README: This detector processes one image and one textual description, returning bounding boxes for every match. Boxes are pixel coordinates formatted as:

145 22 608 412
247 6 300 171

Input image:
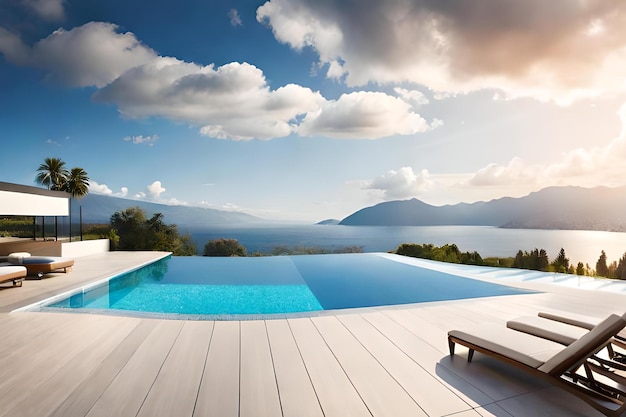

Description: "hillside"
77 194 264 228
339 186 626 231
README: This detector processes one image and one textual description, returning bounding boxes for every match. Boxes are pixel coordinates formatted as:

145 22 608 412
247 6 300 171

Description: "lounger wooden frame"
448 316 626 417
25 260 73 276
0 267 26 287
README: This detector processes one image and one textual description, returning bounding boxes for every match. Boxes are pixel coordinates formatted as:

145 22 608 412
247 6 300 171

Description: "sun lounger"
0 266 27 287
539 311 626 347
448 314 626 417
507 315 593 345
6 252 74 277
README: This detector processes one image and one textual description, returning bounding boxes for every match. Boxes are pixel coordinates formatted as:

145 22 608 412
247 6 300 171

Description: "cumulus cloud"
1 21 437 140
467 104 626 188
466 157 541 186
147 180 166 198
365 167 433 199
89 181 128 197
258 0 626 104
94 58 324 140
23 0 65 21
0 22 156 87
123 134 159 146
298 91 433 139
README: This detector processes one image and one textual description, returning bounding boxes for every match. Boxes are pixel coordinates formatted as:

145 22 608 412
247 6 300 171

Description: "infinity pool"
42 253 532 318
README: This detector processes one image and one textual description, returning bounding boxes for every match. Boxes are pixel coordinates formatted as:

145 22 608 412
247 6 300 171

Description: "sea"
188 224 626 266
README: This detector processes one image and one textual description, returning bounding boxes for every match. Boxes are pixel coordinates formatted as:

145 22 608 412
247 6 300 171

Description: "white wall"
62 239 110 258
0 189 68 216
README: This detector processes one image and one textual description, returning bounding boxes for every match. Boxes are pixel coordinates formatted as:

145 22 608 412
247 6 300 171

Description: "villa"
1 182 625 416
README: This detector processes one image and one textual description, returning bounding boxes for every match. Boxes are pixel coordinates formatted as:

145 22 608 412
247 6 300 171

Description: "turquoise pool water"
45 253 532 317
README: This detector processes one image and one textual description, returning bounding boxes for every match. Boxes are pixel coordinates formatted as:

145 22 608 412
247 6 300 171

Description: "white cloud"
393 88 429 106
22 0 65 21
2 21 441 140
298 91 433 139
228 9 243 27
467 103 626 189
89 181 128 197
365 167 433 199
466 157 541 186
0 22 157 87
123 134 159 146
147 180 166 199
94 58 324 140
258 0 626 104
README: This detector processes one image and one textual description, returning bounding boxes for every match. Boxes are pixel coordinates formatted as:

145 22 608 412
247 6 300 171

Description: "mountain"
76 194 264 228
316 219 341 225
339 186 626 231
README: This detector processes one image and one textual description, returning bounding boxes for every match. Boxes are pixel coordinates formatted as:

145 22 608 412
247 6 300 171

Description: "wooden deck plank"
364 310 495 407
1 316 139 417
0 314 120 405
193 321 240 417
337 313 473 416
266 319 324 417
136 320 214 417
48 319 159 417
239 320 282 417
85 320 183 417
288 317 372 417
2 251 626 417
312 315 428 417
382 306 549 402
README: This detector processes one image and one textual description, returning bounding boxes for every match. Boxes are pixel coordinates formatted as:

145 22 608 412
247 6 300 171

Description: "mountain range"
77 186 626 232
77 193 263 229
339 186 626 232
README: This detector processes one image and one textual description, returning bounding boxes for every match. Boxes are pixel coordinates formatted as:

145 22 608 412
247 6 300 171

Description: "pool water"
46 253 532 317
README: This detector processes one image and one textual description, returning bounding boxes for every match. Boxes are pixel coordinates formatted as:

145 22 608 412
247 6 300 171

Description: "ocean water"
188 224 626 266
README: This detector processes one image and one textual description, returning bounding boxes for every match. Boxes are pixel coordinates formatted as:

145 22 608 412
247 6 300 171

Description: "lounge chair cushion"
538 311 599 330
7 252 31 264
21 257 60 265
448 324 564 368
0 265 27 281
538 314 626 375
507 316 588 345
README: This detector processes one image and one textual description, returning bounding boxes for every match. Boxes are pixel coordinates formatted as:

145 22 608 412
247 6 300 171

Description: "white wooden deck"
1 252 625 417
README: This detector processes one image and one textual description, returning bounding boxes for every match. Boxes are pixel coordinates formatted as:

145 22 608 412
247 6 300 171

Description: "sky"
2 0 626 222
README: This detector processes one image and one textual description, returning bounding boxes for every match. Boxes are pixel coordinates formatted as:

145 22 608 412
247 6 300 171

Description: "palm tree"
35 157 68 190
63 167 90 241
63 167 90 198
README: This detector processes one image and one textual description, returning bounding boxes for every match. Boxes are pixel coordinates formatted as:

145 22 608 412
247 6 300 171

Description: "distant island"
339 186 626 232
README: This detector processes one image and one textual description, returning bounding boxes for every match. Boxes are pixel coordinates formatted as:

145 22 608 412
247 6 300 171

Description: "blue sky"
2 0 626 222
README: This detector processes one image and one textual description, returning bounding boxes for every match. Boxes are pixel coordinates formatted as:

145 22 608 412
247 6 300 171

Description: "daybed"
448 314 626 417
0 265 27 287
5 252 74 277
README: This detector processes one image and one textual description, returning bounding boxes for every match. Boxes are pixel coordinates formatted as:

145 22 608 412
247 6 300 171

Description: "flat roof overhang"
0 182 70 216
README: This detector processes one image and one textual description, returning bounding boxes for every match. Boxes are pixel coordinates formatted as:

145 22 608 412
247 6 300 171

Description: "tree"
111 207 148 250
110 207 196 255
616 253 626 280
35 157 68 190
552 248 569 273
203 238 246 257
575 262 585 276
63 167 90 198
596 250 609 277
63 167 90 240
